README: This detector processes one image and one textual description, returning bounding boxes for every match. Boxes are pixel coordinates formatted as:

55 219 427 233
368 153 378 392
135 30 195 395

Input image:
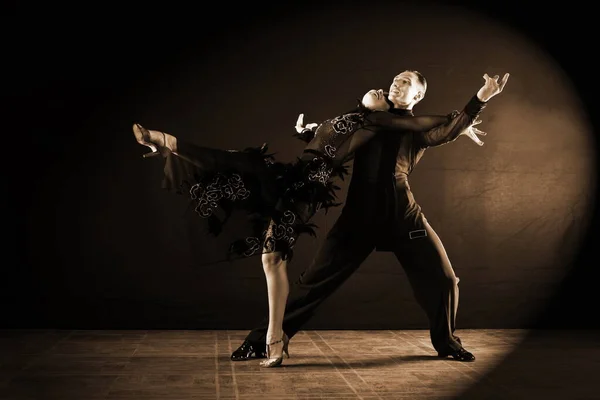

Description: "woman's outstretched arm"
364 111 450 133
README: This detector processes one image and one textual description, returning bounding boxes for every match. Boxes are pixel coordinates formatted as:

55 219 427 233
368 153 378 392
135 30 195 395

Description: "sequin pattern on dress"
306 157 333 185
243 210 297 256
330 113 363 135
190 173 251 218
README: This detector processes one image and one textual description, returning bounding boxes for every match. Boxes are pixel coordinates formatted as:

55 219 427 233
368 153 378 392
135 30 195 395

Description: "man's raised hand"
461 119 487 146
477 72 510 102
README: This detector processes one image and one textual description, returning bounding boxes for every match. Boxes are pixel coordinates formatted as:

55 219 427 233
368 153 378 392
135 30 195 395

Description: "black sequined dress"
156 107 449 264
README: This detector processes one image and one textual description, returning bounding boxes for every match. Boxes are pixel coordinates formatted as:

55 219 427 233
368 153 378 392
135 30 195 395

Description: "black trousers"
245 208 463 354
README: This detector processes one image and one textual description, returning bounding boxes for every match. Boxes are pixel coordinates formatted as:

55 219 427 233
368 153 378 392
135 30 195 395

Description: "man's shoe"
230 340 267 361
438 347 475 362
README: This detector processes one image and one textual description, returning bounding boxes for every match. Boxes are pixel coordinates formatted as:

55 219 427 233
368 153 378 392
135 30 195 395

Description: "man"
231 71 509 362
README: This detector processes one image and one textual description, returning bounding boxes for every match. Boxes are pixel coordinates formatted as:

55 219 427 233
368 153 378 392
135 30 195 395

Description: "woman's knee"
262 252 284 271
444 274 459 289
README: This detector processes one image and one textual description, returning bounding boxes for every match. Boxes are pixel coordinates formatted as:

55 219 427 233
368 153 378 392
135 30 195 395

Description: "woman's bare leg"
260 250 289 365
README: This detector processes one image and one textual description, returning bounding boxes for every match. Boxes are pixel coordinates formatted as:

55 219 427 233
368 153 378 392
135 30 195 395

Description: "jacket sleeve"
364 112 449 132
415 95 487 148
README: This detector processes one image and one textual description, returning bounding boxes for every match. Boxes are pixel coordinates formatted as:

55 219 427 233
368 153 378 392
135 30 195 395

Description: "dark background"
3 0 598 333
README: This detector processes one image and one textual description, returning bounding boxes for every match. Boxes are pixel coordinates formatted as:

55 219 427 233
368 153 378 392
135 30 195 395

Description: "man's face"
388 71 424 108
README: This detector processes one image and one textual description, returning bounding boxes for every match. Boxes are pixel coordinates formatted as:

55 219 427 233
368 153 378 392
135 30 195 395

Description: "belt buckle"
409 229 427 239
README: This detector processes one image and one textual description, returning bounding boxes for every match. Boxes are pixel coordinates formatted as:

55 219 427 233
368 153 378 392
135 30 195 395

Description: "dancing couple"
132 70 509 367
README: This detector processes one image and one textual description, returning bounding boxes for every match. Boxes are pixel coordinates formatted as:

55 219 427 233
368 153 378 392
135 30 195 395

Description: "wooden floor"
0 329 598 399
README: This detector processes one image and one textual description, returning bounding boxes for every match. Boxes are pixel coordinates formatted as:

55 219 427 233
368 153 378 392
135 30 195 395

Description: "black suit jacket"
341 95 487 249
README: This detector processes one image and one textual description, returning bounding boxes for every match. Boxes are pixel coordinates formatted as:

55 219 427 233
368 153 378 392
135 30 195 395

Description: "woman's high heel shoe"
282 333 290 359
259 333 289 368
132 123 168 158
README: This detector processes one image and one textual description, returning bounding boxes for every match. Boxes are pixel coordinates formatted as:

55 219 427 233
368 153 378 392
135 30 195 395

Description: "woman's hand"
295 113 318 133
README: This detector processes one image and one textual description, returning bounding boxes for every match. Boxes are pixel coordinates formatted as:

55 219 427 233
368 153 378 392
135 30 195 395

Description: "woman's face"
361 89 389 111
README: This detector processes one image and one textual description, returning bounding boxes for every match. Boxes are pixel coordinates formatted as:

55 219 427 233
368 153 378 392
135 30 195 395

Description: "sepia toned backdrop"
4 0 597 331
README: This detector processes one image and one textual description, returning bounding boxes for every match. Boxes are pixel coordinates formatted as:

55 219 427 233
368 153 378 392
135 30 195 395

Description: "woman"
132 89 482 367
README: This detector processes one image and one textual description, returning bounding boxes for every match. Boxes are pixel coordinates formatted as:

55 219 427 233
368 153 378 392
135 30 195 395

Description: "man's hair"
404 69 427 95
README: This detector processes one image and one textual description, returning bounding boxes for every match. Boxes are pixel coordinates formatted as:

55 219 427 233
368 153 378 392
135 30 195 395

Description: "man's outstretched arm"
416 72 509 148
